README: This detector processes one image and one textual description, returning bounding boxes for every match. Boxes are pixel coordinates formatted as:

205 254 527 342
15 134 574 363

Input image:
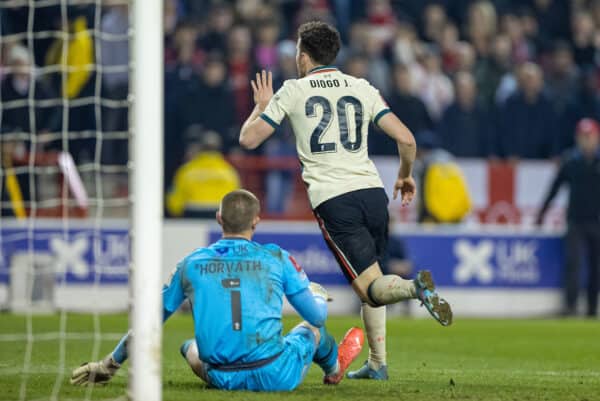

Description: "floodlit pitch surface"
1 314 598 401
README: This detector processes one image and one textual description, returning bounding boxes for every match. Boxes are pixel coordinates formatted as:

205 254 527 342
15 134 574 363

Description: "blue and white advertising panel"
403 234 563 288
0 219 565 315
210 229 564 289
0 222 129 285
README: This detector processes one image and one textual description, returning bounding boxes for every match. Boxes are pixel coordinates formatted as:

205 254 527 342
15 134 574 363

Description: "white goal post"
130 0 163 401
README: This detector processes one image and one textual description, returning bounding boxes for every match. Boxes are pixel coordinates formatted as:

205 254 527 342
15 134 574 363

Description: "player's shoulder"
261 243 288 258
184 246 215 261
340 73 376 89
279 78 300 91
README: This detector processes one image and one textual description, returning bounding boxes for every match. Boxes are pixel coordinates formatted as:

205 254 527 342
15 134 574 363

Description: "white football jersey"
261 66 391 208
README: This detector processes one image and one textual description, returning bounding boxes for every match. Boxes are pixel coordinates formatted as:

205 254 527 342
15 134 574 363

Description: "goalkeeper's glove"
309 281 332 302
70 354 120 386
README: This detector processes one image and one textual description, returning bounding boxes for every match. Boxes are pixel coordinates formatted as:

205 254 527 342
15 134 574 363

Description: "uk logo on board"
453 239 495 284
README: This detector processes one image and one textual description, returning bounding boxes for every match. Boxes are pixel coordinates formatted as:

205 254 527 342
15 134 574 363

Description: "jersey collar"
220 236 251 242
307 65 339 75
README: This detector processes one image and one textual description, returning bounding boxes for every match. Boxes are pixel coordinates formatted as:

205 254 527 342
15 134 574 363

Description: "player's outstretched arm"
239 70 276 149
377 112 417 206
288 286 328 327
71 265 187 385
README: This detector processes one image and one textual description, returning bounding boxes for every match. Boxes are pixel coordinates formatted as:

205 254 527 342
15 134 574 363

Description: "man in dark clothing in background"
559 68 600 153
438 71 490 158
369 64 432 156
497 62 557 159
537 118 600 317
176 54 235 150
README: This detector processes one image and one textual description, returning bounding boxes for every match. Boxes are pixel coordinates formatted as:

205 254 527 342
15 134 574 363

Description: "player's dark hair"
298 21 341 66
220 190 260 234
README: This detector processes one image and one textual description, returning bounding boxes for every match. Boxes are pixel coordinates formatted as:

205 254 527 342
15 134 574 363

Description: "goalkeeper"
71 189 363 391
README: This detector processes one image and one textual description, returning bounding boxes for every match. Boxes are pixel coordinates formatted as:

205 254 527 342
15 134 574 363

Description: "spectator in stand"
475 34 513 110
198 4 234 53
176 54 235 150
497 62 557 159
466 1 497 57
45 13 95 163
369 63 432 156
571 11 596 67
1 44 61 217
100 4 129 167
167 126 240 218
347 20 370 55
344 53 368 79
364 29 391 96
560 68 600 152
415 46 454 121
274 40 297 85
412 131 452 223
391 20 419 66
532 0 571 45
254 18 281 71
519 7 542 53
438 71 490 158
501 12 535 64
2 45 60 149
545 41 580 115
454 41 476 74
388 64 432 134
422 3 447 44
536 118 600 318
164 22 202 190
152 0 600 175
164 21 203 73
366 0 396 44
294 0 335 29
438 22 460 74
227 25 255 128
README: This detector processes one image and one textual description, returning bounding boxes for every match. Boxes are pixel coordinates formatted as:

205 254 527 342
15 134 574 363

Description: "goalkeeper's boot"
323 327 364 385
414 270 453 326
347 361 389 380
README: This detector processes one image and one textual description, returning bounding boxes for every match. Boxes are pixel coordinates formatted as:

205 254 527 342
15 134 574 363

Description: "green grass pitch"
0 313 599 401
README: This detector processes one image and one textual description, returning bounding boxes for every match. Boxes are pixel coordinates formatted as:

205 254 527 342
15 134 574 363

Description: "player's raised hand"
251 70 273 111
393 176 416 206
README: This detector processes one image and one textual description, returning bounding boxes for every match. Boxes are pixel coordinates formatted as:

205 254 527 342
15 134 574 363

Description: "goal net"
0 1 163 400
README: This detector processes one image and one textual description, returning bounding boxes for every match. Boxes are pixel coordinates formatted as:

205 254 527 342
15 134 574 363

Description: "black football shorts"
314 187 389 283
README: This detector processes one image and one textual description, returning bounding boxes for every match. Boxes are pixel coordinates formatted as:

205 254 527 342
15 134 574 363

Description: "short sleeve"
281 250 310 296
369 83 391 126
260 80 297 128
162 260 187 313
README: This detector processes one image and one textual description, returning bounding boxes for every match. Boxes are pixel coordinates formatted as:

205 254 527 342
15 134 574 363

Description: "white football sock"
369 274 416 305
361 303 386 370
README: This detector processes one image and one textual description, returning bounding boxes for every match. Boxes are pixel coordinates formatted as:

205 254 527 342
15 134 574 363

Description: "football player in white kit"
239 21 452 380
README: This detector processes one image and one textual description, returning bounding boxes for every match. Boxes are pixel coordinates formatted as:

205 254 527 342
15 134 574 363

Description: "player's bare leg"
353 262 452 325
348 262 453 380
350 263 406 379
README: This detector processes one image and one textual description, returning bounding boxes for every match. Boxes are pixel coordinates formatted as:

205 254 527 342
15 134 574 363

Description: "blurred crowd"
162 0 600 175
4 0 600 216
